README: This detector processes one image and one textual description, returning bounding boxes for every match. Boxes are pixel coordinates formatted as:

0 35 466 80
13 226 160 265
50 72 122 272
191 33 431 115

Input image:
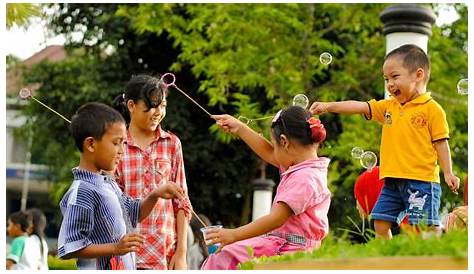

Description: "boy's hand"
205 227 236 252
211 114 245 134
114 232 145 255
309 102 329 115
445 173 460 194
153 183 185 200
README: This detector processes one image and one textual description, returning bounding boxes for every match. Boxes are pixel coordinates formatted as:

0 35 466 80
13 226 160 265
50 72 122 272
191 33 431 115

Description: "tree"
6 3 43 29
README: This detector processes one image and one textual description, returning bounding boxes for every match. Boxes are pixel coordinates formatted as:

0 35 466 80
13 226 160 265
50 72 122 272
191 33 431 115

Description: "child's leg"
370 179 406 240
201 236 286 270
374 219 393 239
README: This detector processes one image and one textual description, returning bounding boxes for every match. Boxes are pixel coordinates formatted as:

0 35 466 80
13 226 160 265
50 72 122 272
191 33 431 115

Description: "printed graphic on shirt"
410 112 428 128
383 111 392 125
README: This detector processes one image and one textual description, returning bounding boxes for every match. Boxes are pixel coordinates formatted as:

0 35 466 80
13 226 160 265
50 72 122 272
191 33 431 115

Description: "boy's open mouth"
393 90 401 97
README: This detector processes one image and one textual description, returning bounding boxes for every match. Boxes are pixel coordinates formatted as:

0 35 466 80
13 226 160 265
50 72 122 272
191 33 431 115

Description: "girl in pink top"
204 106 331 270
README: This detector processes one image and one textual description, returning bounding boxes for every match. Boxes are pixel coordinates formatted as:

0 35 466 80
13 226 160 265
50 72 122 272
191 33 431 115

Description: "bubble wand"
160 73 213 117
19 88 71 123
238 94 310 124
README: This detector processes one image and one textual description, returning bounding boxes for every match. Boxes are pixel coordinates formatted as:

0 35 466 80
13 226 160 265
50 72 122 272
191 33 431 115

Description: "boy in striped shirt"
57 102 185 269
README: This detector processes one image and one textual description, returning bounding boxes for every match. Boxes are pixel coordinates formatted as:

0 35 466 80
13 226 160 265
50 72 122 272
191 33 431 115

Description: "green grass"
239 230 468 269
48 255 77 270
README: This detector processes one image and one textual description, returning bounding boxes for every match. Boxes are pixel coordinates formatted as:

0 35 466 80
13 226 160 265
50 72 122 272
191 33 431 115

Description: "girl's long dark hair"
26 208 47 260
113 74 168 124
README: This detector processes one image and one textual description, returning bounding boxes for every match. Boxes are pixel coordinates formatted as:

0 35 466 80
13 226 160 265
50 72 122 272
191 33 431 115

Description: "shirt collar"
72 167 107 185
406 92 432 105
280 157 330 176
390 92 432 106
126 126 172 147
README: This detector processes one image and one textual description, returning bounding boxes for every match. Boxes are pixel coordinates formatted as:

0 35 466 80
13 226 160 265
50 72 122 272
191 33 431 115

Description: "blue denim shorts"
370 178 442 226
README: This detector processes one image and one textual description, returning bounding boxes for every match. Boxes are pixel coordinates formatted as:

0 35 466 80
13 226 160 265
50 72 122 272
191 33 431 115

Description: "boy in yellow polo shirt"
309 44 460 239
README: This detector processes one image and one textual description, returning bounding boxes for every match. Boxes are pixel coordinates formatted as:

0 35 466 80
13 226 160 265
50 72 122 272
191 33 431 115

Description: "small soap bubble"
292 94 309 109
457 78 468 95
360 151 377 171
319 52 333 65
351 147 364 159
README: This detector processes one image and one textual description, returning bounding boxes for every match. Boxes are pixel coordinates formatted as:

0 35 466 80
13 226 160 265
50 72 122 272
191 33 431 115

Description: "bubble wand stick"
19 88 71 123
160 73 213 117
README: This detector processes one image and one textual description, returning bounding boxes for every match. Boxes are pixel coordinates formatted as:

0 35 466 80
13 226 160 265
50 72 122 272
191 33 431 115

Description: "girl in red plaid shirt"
113 74 192 269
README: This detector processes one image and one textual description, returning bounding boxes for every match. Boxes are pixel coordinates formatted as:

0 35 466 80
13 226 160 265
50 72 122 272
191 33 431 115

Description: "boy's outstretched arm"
310 101 370 116
433 139 460 194
139 183 185 221
211 114 279 167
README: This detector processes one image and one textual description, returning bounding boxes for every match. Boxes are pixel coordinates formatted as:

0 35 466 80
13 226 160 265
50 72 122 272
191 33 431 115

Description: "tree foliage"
6 3 43 29
19 3 467 235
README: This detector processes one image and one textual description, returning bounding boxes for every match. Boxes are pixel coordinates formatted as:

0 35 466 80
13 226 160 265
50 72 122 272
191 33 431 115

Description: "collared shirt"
115 126 192 269
271 157 331 249
366 92 449 183
57 168 141 270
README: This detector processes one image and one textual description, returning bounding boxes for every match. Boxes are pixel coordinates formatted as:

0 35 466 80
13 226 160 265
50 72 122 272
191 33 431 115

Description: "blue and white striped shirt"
57 168 141 269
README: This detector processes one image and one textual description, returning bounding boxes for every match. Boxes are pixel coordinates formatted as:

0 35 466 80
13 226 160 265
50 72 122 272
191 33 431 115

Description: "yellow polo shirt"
365 92 449 183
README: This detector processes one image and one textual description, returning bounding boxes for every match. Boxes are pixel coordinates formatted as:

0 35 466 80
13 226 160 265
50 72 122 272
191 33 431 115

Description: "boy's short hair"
385 44 431 83
70 102 125 152
9 211 32 233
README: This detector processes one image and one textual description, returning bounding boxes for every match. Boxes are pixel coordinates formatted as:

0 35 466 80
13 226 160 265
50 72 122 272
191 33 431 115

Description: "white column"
252 178 275 221
252 190 273 221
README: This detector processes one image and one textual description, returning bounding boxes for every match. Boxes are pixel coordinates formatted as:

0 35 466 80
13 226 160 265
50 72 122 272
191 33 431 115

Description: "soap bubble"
360 151 377 171
319 52 333 65
292 94 309 109
351 147 364 159
457 78 468 95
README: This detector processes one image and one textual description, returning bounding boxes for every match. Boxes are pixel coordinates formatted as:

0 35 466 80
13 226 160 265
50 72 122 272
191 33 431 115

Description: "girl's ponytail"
112 93 130 125
272 106 326 145
307 117 326 143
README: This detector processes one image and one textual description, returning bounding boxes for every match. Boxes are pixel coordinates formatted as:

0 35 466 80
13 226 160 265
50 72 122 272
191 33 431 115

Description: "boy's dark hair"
385 44 431 83
9 211 32 233
271 106 326 145
70 102 125 152
113 74 168 124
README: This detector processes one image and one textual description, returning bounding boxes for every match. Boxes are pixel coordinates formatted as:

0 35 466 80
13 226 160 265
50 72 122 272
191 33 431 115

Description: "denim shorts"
370 178 442 226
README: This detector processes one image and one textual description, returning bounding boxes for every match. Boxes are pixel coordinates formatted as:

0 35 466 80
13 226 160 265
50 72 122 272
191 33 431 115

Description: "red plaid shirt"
115 127 192 269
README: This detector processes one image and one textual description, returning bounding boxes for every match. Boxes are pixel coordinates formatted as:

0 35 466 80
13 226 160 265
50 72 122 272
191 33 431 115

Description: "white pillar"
252 178 275 221
380 4 436 98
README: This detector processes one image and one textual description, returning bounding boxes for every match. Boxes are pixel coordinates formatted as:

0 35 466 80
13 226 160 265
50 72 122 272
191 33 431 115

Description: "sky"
5 3 462 60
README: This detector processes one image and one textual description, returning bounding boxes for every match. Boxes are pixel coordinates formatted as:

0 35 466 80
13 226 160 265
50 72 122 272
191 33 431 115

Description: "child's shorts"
370 178 441 226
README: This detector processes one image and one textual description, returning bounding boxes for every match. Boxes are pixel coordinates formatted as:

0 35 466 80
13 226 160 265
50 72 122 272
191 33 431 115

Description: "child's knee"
374 220 392 232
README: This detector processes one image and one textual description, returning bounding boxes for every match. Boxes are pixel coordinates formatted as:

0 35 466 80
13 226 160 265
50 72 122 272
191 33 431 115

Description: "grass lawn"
239 229 468 269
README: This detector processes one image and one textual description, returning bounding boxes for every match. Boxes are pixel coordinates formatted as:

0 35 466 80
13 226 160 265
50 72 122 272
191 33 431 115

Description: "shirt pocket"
152 158 172 184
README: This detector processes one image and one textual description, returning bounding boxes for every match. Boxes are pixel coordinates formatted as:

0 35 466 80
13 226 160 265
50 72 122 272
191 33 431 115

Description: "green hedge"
239 230 468 269
48 255 77 270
